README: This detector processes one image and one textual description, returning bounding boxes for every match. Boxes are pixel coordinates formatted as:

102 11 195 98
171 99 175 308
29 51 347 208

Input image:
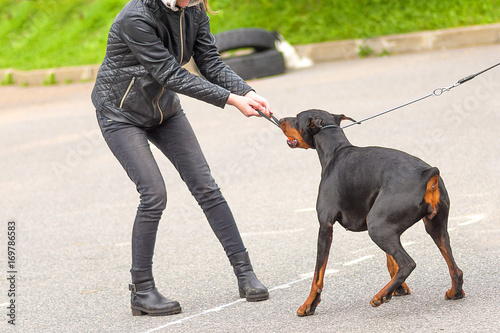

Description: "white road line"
449 213 486 222
455 192 492 198
343 255 374 266
299 269 340 279
143 299 246 332
144 254 373 331
142 212 485 332
269 277 310 292
269 283 292 291
294 207 316 213
458 214 485 226
351 245 378 254
144 278 312 332
240 228 305 236
353 241 415 254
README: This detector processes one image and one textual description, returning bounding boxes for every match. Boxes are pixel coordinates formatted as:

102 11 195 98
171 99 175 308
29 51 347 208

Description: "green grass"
1 0 499 70
0 0 126 70
212 0 500 43
1 72 14 85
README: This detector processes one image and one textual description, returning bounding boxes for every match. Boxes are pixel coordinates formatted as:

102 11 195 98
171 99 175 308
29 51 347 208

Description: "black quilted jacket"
91 0 253 127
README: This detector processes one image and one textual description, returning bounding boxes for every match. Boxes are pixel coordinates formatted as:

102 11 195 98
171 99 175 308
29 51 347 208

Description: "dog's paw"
297 304 315 317
393 284 411 296
370 295 391 307
445 289 465 300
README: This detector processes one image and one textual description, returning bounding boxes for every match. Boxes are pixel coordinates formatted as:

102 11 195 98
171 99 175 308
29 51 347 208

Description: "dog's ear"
331 114 356 126
310 117 323 128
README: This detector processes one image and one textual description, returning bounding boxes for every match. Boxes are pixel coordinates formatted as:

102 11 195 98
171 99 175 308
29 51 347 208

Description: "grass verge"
1 0 499 70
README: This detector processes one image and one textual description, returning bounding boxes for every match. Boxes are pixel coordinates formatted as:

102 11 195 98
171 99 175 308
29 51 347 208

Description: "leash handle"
255 108 281 128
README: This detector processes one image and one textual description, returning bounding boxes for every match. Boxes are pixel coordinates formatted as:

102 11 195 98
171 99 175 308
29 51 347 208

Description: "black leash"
255 109 281 127
341 61 500 129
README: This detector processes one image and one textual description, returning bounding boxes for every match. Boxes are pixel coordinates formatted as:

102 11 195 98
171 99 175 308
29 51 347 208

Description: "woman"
91 0 270 316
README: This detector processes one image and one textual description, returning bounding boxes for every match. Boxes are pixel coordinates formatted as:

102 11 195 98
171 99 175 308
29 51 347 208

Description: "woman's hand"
245 91 272 116
226 92 272 118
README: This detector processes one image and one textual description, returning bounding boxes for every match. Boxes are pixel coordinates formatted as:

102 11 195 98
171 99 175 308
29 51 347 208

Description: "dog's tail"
422 167 440 219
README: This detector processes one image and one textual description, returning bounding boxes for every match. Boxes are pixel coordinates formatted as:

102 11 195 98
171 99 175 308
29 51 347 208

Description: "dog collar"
320 124 337 130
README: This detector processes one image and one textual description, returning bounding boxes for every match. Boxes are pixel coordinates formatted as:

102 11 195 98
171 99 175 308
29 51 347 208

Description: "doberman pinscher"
279 109 465 316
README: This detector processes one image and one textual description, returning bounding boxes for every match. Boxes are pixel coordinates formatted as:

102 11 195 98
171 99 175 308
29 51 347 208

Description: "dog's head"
279 109 355 149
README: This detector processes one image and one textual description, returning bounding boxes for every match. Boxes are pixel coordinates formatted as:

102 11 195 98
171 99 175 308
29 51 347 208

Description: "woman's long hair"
203 0 216 14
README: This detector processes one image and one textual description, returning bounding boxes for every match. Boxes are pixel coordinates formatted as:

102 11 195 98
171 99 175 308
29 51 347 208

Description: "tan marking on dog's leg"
371 276 397 307
297 222 333 316
423 217 465 300
386 254 411 296
297 260 328 316
436 236 465 300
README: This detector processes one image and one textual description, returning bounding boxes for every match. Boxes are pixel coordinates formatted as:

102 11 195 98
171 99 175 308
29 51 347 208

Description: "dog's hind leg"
297 221 333 317
386 254 411 296
368 223 416 307
423 181 464 300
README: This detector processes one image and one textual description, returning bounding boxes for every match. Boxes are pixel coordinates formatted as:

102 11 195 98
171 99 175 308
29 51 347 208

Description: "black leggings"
97 111 245 274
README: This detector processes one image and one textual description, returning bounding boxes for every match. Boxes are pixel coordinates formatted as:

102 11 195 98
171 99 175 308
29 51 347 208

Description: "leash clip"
433 82 460 96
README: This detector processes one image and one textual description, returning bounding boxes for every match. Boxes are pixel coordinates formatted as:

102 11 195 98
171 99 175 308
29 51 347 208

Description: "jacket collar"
159 0 203 11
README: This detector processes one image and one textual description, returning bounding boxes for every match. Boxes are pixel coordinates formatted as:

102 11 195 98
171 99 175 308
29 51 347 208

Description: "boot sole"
131 305 182 316
240 290 270 302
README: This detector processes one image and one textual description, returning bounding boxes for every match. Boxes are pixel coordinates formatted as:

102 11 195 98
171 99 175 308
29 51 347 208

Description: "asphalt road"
1 44 499 333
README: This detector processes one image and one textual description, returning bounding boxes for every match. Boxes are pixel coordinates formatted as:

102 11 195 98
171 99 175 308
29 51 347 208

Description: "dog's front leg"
297 221 333 317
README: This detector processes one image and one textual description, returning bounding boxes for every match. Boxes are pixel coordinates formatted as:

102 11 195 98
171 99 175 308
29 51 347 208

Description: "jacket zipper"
120 77 136 108
156 7 184 125
157 87 165 124
179 8 185 64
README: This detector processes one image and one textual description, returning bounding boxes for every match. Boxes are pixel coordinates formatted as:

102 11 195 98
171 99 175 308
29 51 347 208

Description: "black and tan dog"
279 109 465 316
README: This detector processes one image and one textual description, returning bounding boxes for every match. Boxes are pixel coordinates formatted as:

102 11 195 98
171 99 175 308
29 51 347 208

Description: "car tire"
215 28 277 53
222 49 286 80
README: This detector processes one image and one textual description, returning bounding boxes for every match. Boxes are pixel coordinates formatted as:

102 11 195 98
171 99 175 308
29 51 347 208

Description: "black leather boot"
229 251 269 302
129 269 181 316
